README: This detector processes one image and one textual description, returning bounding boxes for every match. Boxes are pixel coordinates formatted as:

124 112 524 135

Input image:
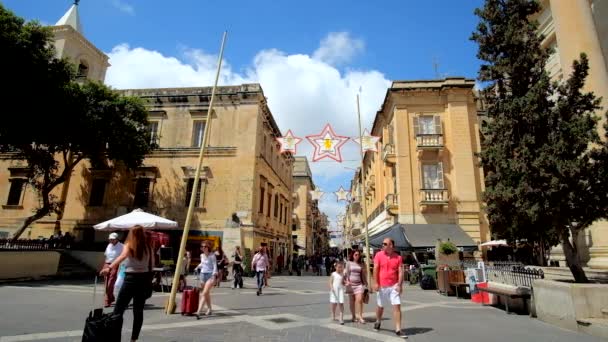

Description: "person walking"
346 250 368 324
232 246 243 289
100 225 153 342
101 232 124 307
329 261 346 325
277 253 284 274
214 245 228 287
373 238 407 338
251 246 269 296
195 242 218 318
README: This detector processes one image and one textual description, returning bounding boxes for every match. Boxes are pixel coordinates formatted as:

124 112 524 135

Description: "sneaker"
339 319 344 325
256 290 260 296
373 321 381 331
395 330 408 339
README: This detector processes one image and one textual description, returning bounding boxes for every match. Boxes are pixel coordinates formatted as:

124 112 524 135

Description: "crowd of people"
100 225 410 341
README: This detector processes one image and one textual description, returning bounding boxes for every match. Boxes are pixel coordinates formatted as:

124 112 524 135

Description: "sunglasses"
382 243 390 246
201 245 209 248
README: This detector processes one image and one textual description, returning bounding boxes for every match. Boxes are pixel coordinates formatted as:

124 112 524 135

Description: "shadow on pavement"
404 327 433 336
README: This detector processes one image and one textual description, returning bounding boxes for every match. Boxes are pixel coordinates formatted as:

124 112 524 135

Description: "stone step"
56 252 96 278
576 318 608 339
602 308 608 318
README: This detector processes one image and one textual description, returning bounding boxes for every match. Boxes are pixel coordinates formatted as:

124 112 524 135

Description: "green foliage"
471 0 608 282
439 241 458 255
0 5 153 239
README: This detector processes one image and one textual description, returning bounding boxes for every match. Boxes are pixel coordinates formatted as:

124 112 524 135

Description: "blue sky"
3 0 485 234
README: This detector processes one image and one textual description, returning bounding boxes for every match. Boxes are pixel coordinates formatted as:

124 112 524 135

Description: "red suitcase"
181 286 199 316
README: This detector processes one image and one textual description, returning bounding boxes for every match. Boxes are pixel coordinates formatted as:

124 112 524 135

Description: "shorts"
330 287 345 304
376 286 401 307
199 272 214 284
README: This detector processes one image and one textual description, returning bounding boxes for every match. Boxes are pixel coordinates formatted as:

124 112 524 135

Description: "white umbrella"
94 209 179 231
480 239 508 247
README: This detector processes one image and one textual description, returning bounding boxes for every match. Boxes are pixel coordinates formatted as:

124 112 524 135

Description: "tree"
0 5 153 239
471 0 608 282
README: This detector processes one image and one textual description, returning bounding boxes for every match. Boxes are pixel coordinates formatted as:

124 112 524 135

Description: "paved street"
0 274 602 342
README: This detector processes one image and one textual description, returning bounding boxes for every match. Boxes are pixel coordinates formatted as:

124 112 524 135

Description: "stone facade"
347 78 489 256
536 0 608 269
292 157 315 256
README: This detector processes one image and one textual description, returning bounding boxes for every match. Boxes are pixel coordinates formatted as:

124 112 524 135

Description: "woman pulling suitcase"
100 225 153 342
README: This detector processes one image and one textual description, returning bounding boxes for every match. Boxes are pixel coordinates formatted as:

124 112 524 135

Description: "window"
284 206 288 224
77 61 88 78
148 121 159 145
185 178 204 207
279 202 283 222
274 194 279 218
267 192 272 217
414 115 442 135
192 120 206 147
292 224 297 231
133 178 151 208
89 179 107 206
6 179 25 205
422 163 445 189
259 187 265 214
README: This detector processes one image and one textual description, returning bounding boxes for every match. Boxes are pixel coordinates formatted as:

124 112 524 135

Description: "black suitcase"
82 277 123 341
420 274 436 290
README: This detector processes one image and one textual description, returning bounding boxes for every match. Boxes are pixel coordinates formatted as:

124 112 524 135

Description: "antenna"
433 57 440 79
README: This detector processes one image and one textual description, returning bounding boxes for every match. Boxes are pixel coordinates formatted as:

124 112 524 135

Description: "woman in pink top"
345 250 368 324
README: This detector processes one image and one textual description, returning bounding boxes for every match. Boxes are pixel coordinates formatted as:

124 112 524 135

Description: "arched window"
77 60 89 78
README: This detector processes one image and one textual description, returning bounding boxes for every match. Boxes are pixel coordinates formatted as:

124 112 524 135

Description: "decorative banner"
353 129 380 152
334 186 349 201
310 188 324 201
276 129 303 154
306 124 350 162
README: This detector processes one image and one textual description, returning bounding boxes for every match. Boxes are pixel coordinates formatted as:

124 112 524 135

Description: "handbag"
82 276 123 342
360 262 369 303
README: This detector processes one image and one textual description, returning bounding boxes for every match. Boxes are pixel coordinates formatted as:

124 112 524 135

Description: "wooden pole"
356 94 373 289
165 31 227 315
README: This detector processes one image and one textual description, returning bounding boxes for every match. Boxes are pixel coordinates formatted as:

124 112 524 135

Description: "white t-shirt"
105 242 124 263
331 271 345 291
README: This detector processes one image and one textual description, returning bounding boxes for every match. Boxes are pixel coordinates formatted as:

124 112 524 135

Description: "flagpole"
166 31 227 315
356 94 373 290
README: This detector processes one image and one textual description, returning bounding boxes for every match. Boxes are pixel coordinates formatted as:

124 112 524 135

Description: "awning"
369 223 477 252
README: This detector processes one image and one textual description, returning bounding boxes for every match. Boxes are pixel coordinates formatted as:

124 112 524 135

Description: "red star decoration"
276 130 303 154
306 124 350 162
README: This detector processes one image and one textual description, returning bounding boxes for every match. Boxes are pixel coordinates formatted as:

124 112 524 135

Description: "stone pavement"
0 274 603 342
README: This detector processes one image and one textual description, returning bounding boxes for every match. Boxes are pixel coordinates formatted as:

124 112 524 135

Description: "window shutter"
434 115 442 134
413 116 420 136
437 162 445 189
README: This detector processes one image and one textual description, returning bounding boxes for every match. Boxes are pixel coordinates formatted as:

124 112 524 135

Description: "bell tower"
51 1 110 82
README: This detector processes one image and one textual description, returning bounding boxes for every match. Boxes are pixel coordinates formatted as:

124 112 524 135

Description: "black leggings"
114 272 150 340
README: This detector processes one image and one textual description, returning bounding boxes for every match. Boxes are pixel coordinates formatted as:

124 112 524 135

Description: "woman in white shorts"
194 242 217 318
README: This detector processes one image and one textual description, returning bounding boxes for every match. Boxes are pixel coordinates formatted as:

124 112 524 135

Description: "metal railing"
420 189 448 203
385 193 398 207
416 134 444 148
0 239 68 250
485 265 544 287
366 201 385 225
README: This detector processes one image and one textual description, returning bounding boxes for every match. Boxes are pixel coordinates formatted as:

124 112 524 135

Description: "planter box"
533 279 608 339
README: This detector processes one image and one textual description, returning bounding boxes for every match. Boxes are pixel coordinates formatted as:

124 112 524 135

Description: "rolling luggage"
82 276 123 342
181 277 199 316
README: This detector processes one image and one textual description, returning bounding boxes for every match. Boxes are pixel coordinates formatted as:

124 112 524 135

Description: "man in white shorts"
373 238 407 339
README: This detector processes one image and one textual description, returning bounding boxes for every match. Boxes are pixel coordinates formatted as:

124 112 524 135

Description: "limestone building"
291 157 316 256
535 0 608 269
348 78 487 259
0 3 294 265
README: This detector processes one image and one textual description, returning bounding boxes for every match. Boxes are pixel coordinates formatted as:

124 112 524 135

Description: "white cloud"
111 0 135 15
312 32 364 66
105 32 390 223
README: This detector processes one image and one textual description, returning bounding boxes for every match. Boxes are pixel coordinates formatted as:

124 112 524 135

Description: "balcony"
416 134 444 150
382 143 396 164
420 189 449 205
366 175 376 190
385 194 398 215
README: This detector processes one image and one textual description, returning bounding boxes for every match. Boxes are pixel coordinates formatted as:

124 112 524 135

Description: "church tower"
51 1 110 82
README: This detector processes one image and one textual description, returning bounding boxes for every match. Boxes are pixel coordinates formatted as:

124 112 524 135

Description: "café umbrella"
94 208 179 230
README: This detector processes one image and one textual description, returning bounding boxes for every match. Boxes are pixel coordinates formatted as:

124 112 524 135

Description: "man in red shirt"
373 238 407 338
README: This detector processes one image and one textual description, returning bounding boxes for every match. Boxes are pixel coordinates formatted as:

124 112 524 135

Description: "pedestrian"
101 232 123 307
195 242 218 318
373 238 407 338
251 246 269 296
232 246 243 289
100 225 154 342
277 253 284 274
214 245 228 287
346 250 368 324
329 261 346 325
